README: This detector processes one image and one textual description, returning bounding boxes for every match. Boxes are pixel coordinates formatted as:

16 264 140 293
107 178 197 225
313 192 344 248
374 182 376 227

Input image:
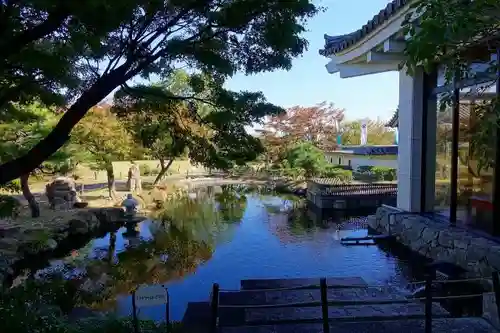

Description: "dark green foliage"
0 0 319 184
0 195 21 218
355 166 396 181
0 278 181 333
320 166 353 182
284 141 327 177
113 69 282 170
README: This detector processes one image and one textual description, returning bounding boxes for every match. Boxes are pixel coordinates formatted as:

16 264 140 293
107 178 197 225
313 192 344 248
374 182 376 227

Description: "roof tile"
320 0 410 57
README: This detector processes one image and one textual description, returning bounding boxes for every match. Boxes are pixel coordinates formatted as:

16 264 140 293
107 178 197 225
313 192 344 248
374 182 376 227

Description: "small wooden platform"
340 235 395 245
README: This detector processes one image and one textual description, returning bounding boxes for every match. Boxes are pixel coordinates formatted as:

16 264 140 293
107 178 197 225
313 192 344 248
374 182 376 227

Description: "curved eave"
319 0 411 57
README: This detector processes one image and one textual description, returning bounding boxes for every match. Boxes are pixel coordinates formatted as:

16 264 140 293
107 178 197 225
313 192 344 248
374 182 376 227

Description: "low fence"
208 273 500 333
308 181 397 196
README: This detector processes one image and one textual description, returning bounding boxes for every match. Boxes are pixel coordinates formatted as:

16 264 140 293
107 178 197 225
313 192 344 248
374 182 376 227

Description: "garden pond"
22 184 454 321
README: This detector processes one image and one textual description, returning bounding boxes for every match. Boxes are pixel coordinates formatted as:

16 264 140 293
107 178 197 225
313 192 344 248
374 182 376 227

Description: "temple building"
320 0 499 237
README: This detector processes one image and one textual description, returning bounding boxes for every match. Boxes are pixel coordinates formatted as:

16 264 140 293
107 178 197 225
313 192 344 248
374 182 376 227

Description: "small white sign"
134 284 168 307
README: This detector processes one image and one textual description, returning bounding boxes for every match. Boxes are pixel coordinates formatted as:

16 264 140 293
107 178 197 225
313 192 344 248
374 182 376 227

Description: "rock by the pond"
79 273 110 294
46 176 80 210
0 237 19 252
68 210 101 234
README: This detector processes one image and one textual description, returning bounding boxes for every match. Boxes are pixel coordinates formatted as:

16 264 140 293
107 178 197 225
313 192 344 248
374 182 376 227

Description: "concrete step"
219 318 499 333
182 302 211 329
219 286 409 306
240 277 367 290
219 302 449 326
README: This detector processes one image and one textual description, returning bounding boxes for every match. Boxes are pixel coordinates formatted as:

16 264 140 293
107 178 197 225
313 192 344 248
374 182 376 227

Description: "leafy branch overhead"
112 69 282 170
403 0 500 175
0 0 319 184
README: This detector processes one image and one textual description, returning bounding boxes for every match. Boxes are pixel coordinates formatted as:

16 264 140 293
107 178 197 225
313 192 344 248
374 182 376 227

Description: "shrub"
0 195 21 218
371 167 397 181
0 179 21 193
355 166 397 181
320 166 353 183
282 168 305 179
140 164 152 176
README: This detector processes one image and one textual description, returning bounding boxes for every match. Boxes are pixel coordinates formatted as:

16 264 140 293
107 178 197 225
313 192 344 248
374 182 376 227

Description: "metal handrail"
210 272 500 333
210 283 220 333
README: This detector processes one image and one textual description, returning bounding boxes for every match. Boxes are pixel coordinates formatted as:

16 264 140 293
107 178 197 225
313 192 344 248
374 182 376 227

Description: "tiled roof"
319 0 410 57
385 109 399 127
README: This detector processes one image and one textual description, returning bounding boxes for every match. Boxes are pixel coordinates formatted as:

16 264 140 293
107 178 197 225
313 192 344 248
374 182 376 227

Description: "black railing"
210 283 220 333
209 273 500 333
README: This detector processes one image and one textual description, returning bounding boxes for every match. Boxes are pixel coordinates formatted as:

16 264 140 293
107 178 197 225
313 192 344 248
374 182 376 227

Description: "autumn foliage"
258 102 344 162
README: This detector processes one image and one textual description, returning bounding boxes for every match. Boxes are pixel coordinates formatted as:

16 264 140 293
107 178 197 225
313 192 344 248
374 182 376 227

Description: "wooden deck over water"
307 181 397 210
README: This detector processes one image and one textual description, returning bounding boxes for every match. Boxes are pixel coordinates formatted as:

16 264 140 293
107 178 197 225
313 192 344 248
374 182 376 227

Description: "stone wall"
0 207 130 287
369 205 500 278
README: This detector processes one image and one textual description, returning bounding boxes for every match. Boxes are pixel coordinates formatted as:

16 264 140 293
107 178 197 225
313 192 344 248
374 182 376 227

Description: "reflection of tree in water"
86 222 213 310
215 185 247 224
85 186 248 310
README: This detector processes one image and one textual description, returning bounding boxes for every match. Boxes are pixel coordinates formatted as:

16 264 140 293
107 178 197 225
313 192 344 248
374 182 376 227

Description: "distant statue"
121 193 139 217
127 162 142 192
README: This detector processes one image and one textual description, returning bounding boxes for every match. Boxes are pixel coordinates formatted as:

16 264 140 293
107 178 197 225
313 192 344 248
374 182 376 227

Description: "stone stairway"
182 277 500 333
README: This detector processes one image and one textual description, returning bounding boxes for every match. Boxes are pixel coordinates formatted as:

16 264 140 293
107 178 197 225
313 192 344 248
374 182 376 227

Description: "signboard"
134 284 169 307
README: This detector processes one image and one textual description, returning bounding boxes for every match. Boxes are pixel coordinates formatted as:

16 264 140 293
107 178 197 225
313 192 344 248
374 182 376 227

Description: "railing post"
492 272 500 322
424 271 435 333
210 283 220 333
165 289 170 333
320 278 330 333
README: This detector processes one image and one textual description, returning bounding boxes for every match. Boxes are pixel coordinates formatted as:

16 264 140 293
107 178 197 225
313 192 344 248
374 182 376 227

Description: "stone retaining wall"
0 207 134 287
368 205 500 278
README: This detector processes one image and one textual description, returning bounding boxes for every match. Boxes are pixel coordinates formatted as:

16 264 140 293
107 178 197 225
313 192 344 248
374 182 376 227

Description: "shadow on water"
13 184 482 321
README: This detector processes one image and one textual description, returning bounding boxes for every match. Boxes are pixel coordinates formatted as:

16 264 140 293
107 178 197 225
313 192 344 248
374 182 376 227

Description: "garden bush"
355 166 396 181
282 168 305 179
0 279 183 333
0 195 21 218
320 166 353 183
140 163 152 176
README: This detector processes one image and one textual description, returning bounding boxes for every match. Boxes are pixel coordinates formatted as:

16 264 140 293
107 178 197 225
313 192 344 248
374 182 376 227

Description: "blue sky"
226 0 399 122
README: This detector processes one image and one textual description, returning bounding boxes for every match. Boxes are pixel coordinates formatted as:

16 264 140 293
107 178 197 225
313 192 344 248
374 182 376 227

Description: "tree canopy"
113 69 280 172
0 0 319 184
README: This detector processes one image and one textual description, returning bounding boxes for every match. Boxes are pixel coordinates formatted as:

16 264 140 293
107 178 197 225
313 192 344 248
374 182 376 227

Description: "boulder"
46 176 80 210
68 219 90 234
0 237 19 252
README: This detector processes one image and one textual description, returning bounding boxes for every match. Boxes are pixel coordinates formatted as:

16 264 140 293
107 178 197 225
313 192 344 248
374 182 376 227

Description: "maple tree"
258 102 344 163
0 0 319 184
113 69 275 181
72 105 138 199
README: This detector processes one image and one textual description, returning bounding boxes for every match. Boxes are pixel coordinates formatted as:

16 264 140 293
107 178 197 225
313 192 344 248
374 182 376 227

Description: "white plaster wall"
324 153 397 169
397 68 424 212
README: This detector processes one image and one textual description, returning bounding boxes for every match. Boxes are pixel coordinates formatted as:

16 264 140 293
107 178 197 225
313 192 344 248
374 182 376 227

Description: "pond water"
36 185 430 322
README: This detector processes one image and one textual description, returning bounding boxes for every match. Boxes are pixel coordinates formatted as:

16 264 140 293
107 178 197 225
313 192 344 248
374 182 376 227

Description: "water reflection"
35 184 427 322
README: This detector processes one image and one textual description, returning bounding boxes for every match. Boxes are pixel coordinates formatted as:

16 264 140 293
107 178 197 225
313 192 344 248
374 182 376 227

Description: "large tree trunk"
0 63 134 185
20 174 40 218
106 164 117 199
153 159 174 185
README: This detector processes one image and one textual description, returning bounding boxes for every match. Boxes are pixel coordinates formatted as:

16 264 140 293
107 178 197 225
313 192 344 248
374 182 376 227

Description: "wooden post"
131 291 139 333
320 278 329 333
210 283 220 333
424 272 434 333
492 272 500 322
